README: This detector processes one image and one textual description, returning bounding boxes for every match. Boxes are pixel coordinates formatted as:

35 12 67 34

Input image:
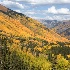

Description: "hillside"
52 20 70 40
0 4 70 70
0 4 8 12
61 28 70 40
0 4 69 43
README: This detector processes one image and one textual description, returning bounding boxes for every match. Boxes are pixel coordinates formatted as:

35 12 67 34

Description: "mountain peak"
0 4 8 12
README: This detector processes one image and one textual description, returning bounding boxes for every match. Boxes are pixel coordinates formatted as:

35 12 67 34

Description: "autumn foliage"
0 4 70 70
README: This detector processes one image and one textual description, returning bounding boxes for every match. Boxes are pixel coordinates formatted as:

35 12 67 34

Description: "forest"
0 33 70 70
0 4 70 70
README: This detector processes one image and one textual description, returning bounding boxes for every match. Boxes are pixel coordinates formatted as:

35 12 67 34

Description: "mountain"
0 4 70 70
0 4 8 12
61 28 70 40
0 4 69 43
52 20 70 40
39 19 70 40
37 19 62 28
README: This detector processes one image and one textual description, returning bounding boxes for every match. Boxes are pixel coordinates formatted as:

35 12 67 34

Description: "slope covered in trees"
0 4 70 70
0 4 69 43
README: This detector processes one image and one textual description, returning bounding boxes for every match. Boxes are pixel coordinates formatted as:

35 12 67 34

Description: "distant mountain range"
37 19 62 28
52 20 70 40
61 28 70 40
38 19 70 40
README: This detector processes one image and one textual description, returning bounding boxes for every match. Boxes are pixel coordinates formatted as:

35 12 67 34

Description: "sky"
0 0 70 20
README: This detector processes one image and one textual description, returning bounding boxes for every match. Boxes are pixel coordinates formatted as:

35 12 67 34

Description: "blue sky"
0 0 70 20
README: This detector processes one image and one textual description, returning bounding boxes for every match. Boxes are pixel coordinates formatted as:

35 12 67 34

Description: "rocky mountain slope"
52 20 70 40
38 19 62 28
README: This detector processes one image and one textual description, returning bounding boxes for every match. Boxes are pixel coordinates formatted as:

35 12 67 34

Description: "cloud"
47 6 57 14
29 16 40 19
44 15 70 20
24 11 36 15
0 0 26 9
44 6 70 15
29 14 70 20
22 10 36 17
7 0 70 4
0 0 70 20
14 10 21 13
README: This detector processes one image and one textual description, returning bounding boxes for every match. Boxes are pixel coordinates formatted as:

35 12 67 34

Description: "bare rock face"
0 4 8 12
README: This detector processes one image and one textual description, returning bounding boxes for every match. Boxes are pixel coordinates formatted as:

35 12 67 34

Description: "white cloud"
0 0 70 20
23 11 36 17
47 6 57 14
29 16 41 19
0 1 25 9
45 6 70 15
7 0 70 4
29 15 70 20
58 8 70 14
14 10 21 13
45 15 70 20
24 11 36 15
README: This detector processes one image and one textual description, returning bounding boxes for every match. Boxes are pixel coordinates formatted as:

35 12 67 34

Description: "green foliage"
0 45 52 70
0 34 70 70
56 57 69 70
0 6 70 70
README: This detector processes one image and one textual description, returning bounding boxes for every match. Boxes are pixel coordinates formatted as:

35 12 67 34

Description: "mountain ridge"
0 4 8 12
0 4 69 43
0 4 70 70
52 20 70 40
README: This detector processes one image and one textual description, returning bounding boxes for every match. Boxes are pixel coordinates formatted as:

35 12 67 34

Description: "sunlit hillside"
0 6 69 43
0 4 70 70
